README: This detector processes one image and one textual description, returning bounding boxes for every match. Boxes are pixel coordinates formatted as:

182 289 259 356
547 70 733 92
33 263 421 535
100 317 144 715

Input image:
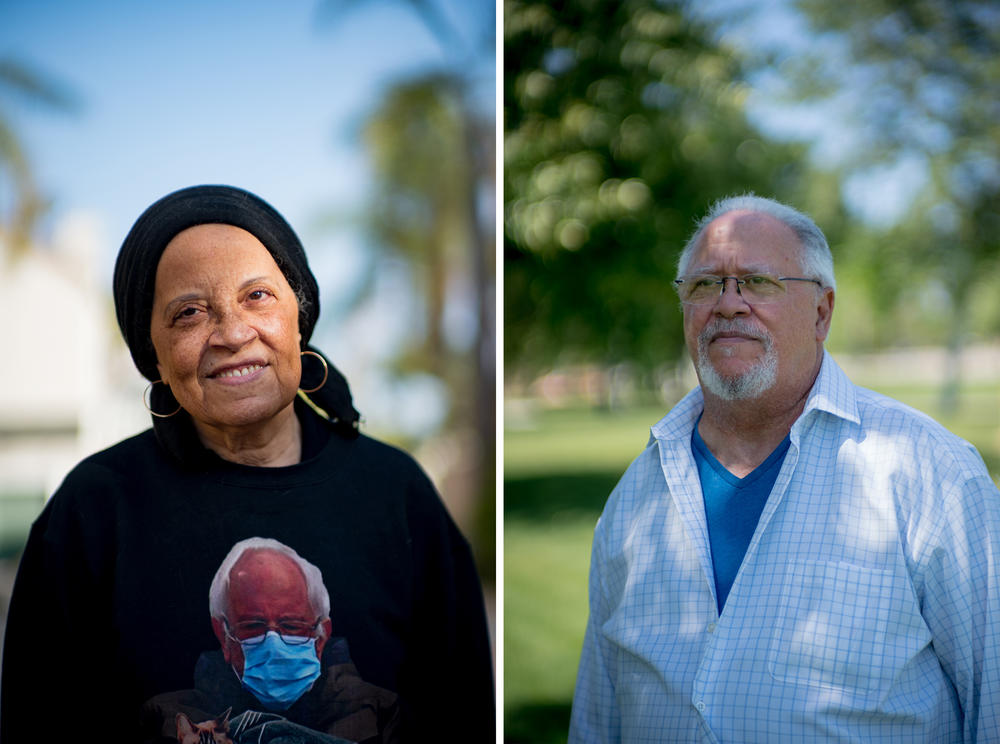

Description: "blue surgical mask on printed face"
238 631 322 710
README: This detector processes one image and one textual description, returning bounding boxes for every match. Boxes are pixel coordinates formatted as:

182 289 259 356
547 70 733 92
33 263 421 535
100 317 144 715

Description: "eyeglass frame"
223 616 323 647
673 274 823 305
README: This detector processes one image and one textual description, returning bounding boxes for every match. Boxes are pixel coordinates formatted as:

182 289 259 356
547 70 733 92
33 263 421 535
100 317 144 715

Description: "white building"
0 213 147 557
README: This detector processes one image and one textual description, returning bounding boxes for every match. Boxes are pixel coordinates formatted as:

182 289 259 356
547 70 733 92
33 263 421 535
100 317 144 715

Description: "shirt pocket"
767 560 924 695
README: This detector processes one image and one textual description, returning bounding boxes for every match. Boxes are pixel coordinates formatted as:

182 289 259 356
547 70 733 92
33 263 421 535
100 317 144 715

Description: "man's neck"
697 398 801 479
697 362 822 478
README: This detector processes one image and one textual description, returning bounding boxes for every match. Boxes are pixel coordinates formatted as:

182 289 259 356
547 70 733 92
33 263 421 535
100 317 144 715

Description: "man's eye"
693 277 719 288
744 275 775 287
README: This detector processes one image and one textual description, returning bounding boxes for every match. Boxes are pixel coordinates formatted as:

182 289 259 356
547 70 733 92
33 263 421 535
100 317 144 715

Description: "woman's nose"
210 309 258 348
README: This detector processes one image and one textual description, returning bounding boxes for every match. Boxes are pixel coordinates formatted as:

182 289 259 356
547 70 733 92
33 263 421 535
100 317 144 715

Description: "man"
142 537 399 743
568 195 1000 742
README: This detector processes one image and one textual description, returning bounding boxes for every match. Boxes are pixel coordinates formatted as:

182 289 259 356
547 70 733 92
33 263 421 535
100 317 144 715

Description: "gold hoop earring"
299 350 329 394
143 380 182 418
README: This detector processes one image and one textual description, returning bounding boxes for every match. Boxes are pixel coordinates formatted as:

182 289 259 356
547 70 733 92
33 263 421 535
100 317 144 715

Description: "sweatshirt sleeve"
397 469 495 740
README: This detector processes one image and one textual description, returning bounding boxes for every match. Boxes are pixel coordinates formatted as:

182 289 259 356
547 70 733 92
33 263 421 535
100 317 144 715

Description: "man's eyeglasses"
673 274 822 305
224 618 321 647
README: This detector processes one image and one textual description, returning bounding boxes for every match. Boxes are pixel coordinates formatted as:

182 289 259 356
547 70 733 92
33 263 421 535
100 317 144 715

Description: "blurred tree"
361 73 495 543
0 58 77 259
504 0 814 376
318 0 495 571
788 0 1000 407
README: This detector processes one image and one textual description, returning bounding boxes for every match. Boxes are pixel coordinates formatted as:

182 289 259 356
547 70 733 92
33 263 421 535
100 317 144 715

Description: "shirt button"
695 701 706 713
707 622 717 633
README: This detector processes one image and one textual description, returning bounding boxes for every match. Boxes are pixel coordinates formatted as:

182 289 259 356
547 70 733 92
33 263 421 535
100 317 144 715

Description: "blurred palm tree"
318 1 496 571
0 58 78 259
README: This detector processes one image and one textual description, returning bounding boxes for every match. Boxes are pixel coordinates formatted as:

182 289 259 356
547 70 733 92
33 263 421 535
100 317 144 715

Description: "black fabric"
140 640 400 744
114 184 320 382
0 407 494 743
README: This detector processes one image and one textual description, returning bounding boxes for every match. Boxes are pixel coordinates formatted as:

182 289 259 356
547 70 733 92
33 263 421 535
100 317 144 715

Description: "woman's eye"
247 289 270 302
174 307 200 321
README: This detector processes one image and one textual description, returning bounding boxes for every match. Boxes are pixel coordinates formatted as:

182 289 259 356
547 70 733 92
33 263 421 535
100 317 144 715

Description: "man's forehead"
704 209 795 241
691 210 801 269
226 551 313 618
230 550 306 591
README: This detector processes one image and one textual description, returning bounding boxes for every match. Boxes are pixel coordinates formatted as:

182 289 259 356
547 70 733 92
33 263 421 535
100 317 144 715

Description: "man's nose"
713 277 751 317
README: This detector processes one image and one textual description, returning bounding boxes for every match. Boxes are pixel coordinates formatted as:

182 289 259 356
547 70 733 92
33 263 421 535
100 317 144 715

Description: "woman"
0 185 494 742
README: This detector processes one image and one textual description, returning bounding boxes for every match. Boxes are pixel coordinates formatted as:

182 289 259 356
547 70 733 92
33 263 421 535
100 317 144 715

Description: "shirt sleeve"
915 470 1000 742
568 515 621 744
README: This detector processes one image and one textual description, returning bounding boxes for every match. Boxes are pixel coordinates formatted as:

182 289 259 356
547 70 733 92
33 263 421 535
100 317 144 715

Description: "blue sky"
1 0 495 436
0 0 494 308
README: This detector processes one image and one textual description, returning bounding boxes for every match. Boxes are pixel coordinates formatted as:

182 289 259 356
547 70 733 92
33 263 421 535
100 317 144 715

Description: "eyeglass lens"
677 275 798 305
227 619 317 645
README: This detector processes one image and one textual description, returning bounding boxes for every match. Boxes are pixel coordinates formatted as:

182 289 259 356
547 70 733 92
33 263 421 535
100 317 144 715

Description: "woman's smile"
208 361 269 382
150 223 303 436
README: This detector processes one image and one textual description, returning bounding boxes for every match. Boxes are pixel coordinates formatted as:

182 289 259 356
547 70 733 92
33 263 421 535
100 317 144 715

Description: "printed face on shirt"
150 224 303 433
681 210 834 402
214 548 330 675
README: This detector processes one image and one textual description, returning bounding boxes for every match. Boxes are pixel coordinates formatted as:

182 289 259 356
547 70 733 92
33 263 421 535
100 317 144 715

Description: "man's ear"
815 287 835 342
211 616 231 661
315 618 334 660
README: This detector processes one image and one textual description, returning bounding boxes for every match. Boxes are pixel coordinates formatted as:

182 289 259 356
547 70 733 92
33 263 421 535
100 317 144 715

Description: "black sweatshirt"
0 401 494 742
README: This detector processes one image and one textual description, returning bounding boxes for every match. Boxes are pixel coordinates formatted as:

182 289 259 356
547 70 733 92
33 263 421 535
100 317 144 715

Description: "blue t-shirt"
692 423 791 614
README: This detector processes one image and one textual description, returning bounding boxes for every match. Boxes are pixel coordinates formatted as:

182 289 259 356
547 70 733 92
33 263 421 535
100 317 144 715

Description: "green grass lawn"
504 404 668 744
503 381 999 743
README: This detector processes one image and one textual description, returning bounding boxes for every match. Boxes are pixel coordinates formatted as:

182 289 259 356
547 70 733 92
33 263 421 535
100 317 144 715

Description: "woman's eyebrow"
160 292 202 317
239 275 273 288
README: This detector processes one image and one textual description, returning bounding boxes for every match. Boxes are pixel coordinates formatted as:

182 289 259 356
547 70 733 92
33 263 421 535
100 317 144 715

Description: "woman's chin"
190 395 297 432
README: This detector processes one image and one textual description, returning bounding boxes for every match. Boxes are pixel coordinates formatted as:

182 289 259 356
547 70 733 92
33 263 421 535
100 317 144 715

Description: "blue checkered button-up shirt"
569 352 1000 743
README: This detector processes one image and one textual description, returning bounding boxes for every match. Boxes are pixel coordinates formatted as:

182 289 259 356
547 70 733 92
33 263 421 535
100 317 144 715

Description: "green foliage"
363 74 477 375
320 0 497 571
504 0 811 373
789 0 1000 343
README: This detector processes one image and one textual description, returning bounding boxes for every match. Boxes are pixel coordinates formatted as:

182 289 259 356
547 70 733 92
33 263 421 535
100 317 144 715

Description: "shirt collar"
796 350 860 429
648 350 860 447
649 386 705 446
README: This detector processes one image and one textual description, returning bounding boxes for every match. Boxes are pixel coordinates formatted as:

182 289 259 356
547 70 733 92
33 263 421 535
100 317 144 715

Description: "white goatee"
696 320 778 401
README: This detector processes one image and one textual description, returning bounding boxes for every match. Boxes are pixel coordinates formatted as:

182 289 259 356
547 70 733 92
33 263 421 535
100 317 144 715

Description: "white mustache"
698 319 772 348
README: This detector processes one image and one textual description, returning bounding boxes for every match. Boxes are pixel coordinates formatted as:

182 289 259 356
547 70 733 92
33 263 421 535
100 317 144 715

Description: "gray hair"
208 537 331 622
676 194 836 291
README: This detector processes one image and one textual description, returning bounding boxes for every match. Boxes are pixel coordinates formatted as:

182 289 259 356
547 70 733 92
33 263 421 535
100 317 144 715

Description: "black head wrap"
113 184 359 448
114 184 320 379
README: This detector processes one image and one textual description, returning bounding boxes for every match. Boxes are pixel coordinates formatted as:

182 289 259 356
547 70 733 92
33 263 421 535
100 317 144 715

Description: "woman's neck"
193 404 303 467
